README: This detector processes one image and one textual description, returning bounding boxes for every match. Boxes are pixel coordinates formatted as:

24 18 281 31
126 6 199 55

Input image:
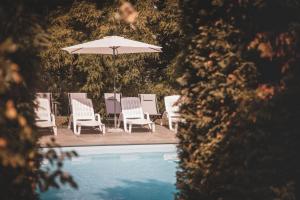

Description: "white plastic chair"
104 93 122 126
163 95 181 132
119 97 155 133
36 92 58 115
68 93 87 129
68 93 87 104
36 92 51 100
71 98 105 135
139 94 161 119
35 97 57 135
104 93 122 115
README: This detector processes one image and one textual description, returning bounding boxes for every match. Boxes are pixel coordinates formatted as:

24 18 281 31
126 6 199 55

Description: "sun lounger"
119 97 155 133
35 97 57 135
163 95 181 132
36 92 59 115
104 93 122 126
139 94 161 120
71 98 105 135
67 93 88 129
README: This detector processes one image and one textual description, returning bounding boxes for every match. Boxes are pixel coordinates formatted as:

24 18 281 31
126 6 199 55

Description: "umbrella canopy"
62 35 162 54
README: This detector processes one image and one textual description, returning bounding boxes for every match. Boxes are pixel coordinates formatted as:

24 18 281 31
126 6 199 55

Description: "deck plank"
38 125 178 147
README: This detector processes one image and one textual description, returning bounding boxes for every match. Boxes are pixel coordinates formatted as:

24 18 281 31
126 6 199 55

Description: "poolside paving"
38 125 178 147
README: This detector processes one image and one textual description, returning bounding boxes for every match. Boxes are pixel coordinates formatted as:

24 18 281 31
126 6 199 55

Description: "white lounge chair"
163 95 181 132
68 93 87 103
139 94 161 120
104 93 122 125
71 98 105 135
119 97 155 133
35 97 57 135
104 93 122 114
36 92 51 100
68 93 88 129
36 92 58 115
68 93 88 113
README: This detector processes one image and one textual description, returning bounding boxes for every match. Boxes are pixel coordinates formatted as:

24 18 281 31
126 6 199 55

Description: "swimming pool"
40 144 178 200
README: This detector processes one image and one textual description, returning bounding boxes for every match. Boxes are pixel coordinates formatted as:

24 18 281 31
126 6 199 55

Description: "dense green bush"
176 0 300 199
0 1 77 199
38 0 182 115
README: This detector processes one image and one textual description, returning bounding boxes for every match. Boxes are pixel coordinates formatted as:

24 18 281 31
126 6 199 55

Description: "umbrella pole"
113 47 117 128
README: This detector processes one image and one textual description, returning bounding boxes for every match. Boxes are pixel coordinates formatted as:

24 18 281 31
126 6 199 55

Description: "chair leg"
117 119 121 128
152 123 155 133
160 112 165 126
168 117 174 131
77 125 81 135
117 114 122 128
102 125 106 134
148 123 152 130
175 122 178 134
68 115 72 129
98 123 102 131
53 126 58 136
123 119 128 132
99 124 105 135
129 124 132 134
73 122 76 134
73 122 80 135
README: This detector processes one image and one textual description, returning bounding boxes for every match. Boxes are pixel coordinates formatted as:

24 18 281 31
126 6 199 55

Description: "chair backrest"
36 92 51 100
121 97 143 119
164 95 180 114
35 98 51 121
104 93 122 114
139 94 159 115
71 98 95 120
68 93 87 100
37 92 53 111
68 93 88 113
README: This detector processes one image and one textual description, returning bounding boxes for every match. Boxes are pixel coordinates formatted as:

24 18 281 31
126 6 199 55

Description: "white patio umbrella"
62 36 162 129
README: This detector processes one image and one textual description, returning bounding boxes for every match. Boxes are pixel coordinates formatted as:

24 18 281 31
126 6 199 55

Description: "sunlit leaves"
39 0 182 115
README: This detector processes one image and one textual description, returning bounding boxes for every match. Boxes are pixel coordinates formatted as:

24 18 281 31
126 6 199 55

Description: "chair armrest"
50 113 56 124
95 113 102 123
52 101 60 105
144 112 150 121
121 112 127 120
169 111 180 118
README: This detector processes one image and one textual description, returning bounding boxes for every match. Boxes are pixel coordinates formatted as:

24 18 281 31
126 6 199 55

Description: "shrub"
176 1 300 199
0 1 77 199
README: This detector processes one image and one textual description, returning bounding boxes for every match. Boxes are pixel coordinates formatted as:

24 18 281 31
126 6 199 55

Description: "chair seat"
77 120 103 127
149 113 161 116
36 120 55 128
171 116 182 122
127 118 153 125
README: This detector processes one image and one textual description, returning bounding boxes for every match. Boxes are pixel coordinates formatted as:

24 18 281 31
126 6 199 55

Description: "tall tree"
39 0 182 114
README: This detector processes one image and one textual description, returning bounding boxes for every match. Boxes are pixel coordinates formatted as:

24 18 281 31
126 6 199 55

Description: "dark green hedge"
176 1 300 199
0 1 77 199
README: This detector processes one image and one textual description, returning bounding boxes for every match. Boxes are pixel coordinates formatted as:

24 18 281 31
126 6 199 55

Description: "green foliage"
176 0 300 199
2 0 299 199
0 1 77 199
39 0 182 115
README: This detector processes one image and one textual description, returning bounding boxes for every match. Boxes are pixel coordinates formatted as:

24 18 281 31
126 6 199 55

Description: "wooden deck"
38 125 178 147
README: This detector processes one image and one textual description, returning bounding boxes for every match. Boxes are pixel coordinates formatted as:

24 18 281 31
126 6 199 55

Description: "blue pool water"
40 145 177 200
